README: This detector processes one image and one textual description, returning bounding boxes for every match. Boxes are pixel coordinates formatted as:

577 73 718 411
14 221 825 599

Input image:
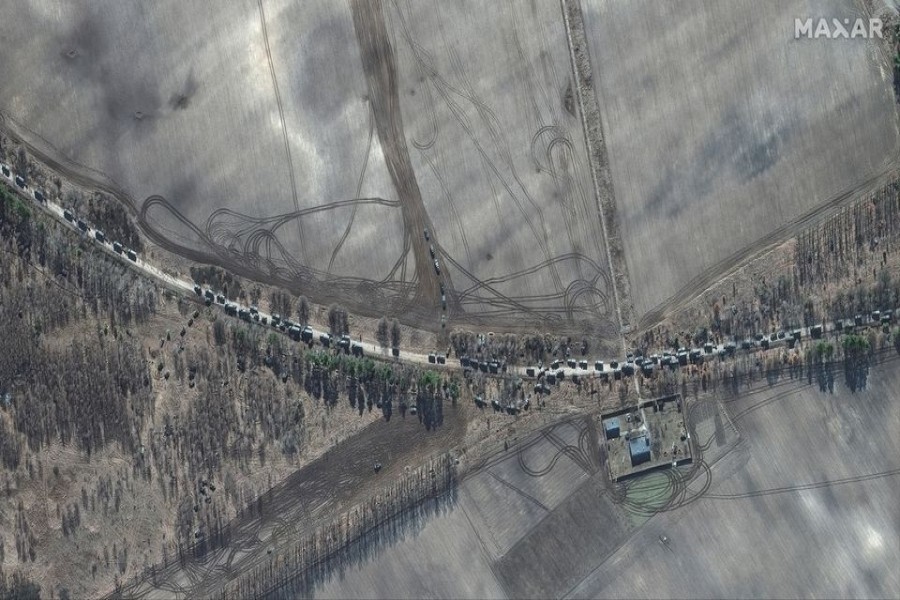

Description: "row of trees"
224 454 457 599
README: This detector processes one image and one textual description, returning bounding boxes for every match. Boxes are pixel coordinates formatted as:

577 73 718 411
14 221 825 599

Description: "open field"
571 354 900 598
387 0 616 334
581 0 900 326
120 406 468 599
0 0 618 338
299 354 900 599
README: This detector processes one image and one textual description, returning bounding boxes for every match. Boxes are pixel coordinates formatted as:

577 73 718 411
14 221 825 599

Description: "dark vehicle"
113 241 123 254
193 285 202 296
250 305 259 316
810 324 823 339
610 360 619 369
551 360 561 370
204 289 214 301
777 330 786 339
339 334 351 350
392 347 400 357
677 351 688 365
792 329 802 341
429 244 436 258
271 314 281 326
760 338 769 350
260 316 268 325
621 363 635 376
459 356 470 367
871 310 881 323
428 353 436 364
319 333 332 347
77 219 88 232
14 175 26 189
33 189 45 203
882 310 893 323
237 308 251 321
526 367 535 377
252 313 260 322
641 362 654 376
741 340 752 350
433 259 440 274
225 304 238 316
94 230 106 243
216 294 226 304
854 314 864 326
595 361 604 371
126 249 137 262
488 361 500 373
289 325 302 341
351 343 364 357
546 373 557 385
424 228 430 241
0 165 9 177
704 342 714 354
479 361 489 373
301 326 314 343
437 354 446 364
567 359 577 368
63 209 74 222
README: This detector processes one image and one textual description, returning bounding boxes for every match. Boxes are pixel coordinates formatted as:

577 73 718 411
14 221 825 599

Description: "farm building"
604 417 621 440
628 432 652 467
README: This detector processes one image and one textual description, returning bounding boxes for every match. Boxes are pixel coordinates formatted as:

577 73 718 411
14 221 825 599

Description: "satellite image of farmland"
0 0 898 598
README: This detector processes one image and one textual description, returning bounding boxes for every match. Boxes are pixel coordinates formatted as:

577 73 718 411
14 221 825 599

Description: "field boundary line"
560 0 633 343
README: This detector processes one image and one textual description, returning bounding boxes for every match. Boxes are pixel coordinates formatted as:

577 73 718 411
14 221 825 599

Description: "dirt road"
350 0 443 322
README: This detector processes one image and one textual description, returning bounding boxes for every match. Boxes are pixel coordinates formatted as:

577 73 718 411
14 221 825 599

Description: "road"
1 161 897 386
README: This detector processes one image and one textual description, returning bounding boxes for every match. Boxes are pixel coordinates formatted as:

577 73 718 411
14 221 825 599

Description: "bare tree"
327 304 349 336
376 317 389 348
297 296 310 326
268 290 292 318
390 319 401 349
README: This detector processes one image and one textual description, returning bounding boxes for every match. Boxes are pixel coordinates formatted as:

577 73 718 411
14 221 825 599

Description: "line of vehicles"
1 161 141 262
193 285 365 357
7 159 897 382
424 229 449 318
521 310 897 385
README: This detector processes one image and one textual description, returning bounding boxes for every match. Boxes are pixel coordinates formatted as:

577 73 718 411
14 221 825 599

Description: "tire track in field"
256 0 308 264
351 0 441 312
485 469 551 512
391 0 565 294
327 101 375 274
704 468 900 500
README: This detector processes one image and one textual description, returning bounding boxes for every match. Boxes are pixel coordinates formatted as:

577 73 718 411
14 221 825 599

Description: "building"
604 417 621 440
628 431 652 467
